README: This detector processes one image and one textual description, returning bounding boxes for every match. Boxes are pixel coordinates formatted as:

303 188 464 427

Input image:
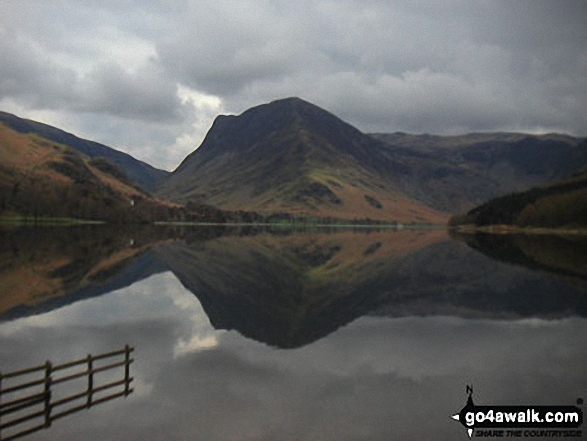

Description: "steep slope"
372 132 587 212
0 111 169 192
0 122 171 222
157 98 446 224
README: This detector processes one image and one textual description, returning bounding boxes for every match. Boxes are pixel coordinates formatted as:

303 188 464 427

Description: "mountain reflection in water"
1 225 586 348
0 225 586 440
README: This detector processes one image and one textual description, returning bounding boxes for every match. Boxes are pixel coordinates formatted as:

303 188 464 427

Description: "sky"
1 0 586 171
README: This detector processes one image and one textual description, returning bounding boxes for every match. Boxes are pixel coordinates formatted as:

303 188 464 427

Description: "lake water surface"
0 225 586 440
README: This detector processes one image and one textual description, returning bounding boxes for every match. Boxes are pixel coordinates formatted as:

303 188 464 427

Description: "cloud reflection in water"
0 268 585 441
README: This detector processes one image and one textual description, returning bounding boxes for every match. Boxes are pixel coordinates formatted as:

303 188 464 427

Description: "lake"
0 225 586 440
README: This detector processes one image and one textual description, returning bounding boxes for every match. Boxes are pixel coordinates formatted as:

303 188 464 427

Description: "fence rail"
0 345 134 441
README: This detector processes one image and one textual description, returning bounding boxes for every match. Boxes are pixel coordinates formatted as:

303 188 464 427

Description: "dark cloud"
154 0 587 137
0 31 183 123
157 1 312 96
77 62 183 122
1 0 586 170
0 30 78 109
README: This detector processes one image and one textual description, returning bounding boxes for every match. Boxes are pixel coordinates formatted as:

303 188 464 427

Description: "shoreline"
451 224 587 236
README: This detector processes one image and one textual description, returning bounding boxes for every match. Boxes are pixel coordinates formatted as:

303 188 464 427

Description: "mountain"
5 100 585 224
371 131 587 212
156 97 447 224
0 122 187 222
448 152 587 229
0 111 168 192
156 97 587 222
0 121 141 219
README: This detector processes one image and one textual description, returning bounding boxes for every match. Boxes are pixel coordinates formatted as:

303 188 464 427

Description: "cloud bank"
1 0 586 170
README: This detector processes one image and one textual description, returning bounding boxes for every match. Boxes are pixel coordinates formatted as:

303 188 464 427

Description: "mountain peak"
156 97 448 224
236 96 335 124
174 97 360 165
268 96 309 105
264 96 324 113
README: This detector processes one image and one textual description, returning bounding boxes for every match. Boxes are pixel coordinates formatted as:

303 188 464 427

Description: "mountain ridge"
449 154 587 229
0 121 154 221
174 97 382 174
370 129 587 212
0 122 218 223
157 97 587 221
157 97 447 224
0 111 169 193
4 98 587 225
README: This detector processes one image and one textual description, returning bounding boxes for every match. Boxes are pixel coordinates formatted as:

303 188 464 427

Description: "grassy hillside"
157 98 448 224
158 98 586 223
0 123 197 223
449 163 587 229
0 111 169 192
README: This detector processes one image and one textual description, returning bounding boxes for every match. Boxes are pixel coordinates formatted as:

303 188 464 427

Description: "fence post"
87 354 93 408
44 361 52 428
124 345 130 397
1 371 3 435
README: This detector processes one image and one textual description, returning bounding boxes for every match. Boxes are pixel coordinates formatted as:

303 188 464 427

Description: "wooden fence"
0 345 134 441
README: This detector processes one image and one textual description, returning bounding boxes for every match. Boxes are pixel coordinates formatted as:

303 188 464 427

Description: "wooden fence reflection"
0 345 134 441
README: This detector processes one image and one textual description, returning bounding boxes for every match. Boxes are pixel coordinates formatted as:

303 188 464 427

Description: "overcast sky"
1 1 586 171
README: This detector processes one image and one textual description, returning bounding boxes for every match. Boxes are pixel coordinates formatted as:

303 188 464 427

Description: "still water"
0 225 586 440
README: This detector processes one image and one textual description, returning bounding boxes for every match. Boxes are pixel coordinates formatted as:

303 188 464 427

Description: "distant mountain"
156 97 447 224
371 131 587 212
5 101 585 224
448 158 587 229
0 111 168 192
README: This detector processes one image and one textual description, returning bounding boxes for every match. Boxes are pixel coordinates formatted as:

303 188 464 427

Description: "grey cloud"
0 32 79 109
67 109 198 170
157 1 314 96
0 19 184 125
1 0 587 171
77 62 183 122
154 0 587 135
0 34 182 124
310 69 569 134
